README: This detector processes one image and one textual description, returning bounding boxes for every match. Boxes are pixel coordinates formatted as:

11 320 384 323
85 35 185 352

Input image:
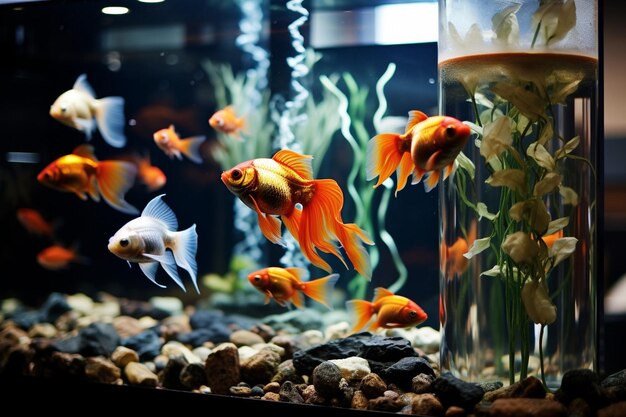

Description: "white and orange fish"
221 149 373 279
153 125 206 164
107 194 199 293
441 221 477 280
247 267 339 309
208 106 245 139
16 208 57 239
346 287 428 333
37 243 88 270
50 74 127 148
37 144 139 215
367 110 471 194
135 153 167 192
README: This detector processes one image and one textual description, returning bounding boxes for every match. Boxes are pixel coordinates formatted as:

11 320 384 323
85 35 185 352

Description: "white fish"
50 74 127 148
107 194 199 293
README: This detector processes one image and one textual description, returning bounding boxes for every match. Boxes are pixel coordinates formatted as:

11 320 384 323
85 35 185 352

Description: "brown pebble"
204 343 240 395
567 397 591 417
490 398 567 417
263 381 281 393
351 390 369 410
124 362 158 387
484 376 546 401
111 346 139 368
598 401 626 417
411 393 444 417
384 390 399 399
445 405 466 417
229 386 252 397
368 396 404 412
84 356 121 384
262 392 281 401
360 373 387 399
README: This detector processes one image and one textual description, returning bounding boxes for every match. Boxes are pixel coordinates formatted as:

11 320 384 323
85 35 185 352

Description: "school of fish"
22 71 471 329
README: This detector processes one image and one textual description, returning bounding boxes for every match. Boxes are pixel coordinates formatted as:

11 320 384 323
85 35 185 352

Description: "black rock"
602 369 626 388
160 355 188 390
250 386 265 396
431 372 485 410
189 310 224 329
312 361 343 399
555 369 602 408
279 380 305 403
122 330 161 361
176 327 230 346
39 292 72 324
9 310 42 330
53 323 120 357
119 299 170 320
180 363 208 389
262 309 324 333
477 380 504 393
293 333 415 375
383 357 435 389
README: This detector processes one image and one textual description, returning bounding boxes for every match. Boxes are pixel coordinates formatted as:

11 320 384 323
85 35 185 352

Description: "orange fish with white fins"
367 110 471 194
221 149 373 280
247 267 339 309
346 287 427 333
153 125 206 164
37 144 138 215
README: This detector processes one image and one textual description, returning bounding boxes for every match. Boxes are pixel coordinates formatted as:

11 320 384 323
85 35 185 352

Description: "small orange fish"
37 144 138 215
367 110 471 194
208 106 245 138
37 244 87 270
153 125 206 164
16 208 57 239
346 287 428 333
441 221 477 280
541 229 564 249
221 149 373 279
135 153 167 192
247 267 339 309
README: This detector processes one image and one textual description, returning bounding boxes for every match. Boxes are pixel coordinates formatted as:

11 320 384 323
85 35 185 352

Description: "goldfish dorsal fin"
73 74 96 99
142 194 179 231
373 287 395 303
406 110 428 132
285 267 308 282
73 144 98 161
273 149 313 180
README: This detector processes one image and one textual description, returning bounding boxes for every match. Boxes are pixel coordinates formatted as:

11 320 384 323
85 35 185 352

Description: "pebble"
110 346 138 368
84 356 120 384
351 390 369 410
312 361 343 399
264 381 280 393
124 362 158 387
359 373 387 399
204 342 240 395
489 398 567 417
262 392 281 401
161 340 200 363
329 356 370 381
28 323 57 339
230 329 265 346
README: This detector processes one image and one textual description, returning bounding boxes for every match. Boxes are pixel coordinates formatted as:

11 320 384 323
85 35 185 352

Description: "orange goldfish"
221 149 373 279
208 106 245 139
37 244 87 270
441 221 477 280
135 153 167 192
367 110 471 194
50 74 126 148
247 267 339 309
16 208 57 239
540 229 564 249
153 125 206 164
37 144 139 215
346 287 428 333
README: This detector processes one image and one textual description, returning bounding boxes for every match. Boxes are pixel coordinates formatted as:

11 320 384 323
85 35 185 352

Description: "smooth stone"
489 398 567 417
161 340 201 364
411 393 444 417
483 376 546 401
359 373 387 399
230 329 265 346
121 330 161 361
229 386 252 396
351 390 369 410
431 372 485 410
111 346 139 368
262 392 281 401
240 349 281 386
324 321 350 341
124 362 158 387
271 359 305 385
312 361 343 399
383 357 435 389
112 316 144 339
28 323 57 339
160 355 188 390
149 297 183 316
192 346 211 363
411 373 435 394
84 356 120 384
329 356 371 381
65 293 94 315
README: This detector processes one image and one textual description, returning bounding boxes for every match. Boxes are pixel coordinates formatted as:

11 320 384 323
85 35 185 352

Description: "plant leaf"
456 151 475 180
527 142 556 171
486 169 526 193
545 217 569 236
559 185 579 206
477 202 498 221
550 237 578 267
464 237 491 259
555 135 580 159
481 264 502 277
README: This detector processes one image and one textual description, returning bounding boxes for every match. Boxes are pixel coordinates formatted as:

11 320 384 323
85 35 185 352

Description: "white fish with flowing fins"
107 194 199 293
50 74 127 148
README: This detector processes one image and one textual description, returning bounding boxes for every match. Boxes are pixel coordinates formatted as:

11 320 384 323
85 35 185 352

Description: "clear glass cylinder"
438 0 599 388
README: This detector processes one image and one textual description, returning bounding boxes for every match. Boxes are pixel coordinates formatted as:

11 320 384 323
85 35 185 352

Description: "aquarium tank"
0 0 614 415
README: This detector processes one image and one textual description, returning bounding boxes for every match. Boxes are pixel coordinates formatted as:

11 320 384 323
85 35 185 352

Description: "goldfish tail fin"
301 273 340 309
423 170 441 193
171 224 199 294
336 222 374 280
394 153 415 196
179 135 207 164
138 261 167 289
366 133 408 189
298 179 347 273
143 252 186 292
281 208 301 243
346 299 374 333
96 160 139 214
291 291 306 310
95 96 126 148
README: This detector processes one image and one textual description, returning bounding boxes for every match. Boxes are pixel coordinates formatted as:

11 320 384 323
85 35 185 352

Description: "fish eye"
231 169 243 181
445 126 456 136
61 106 67 113
253 275 262 282
408 310 418 318
216 118 224 126
120 238 129 248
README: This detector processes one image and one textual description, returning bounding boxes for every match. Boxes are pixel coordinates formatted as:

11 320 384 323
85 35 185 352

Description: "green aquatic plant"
320 63 408 300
